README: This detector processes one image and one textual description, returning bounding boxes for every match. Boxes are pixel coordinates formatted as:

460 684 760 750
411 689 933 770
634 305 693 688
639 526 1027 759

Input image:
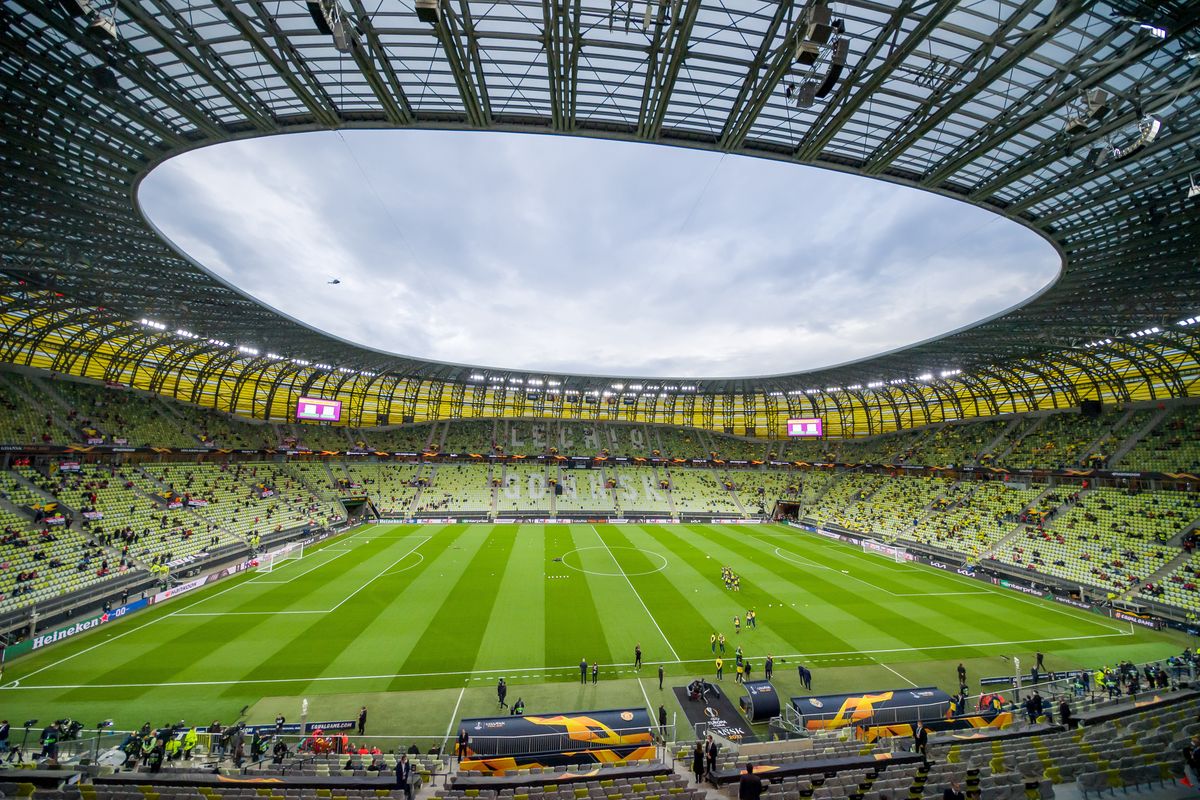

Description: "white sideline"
874 658 918 688
1 630 1132 691
441 686 467 753
590 525 680 662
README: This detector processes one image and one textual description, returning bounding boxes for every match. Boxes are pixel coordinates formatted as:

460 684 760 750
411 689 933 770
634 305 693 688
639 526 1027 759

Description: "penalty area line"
2 630 1132 691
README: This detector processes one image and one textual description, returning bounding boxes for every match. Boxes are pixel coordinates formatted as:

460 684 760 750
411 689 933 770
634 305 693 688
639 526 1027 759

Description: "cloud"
138 130 1060 377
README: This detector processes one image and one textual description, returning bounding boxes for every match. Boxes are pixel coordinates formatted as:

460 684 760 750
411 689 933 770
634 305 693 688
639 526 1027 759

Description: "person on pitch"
710 633 717 653
635 643 642 670
580 657 588 684
718 633 726 654
733 615 741 634
592 661 599 684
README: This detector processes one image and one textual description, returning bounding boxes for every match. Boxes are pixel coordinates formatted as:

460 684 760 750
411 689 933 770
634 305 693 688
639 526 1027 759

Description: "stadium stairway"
973 416 1024 467
0 372 75 441
1110 405 1173 469
1116 540 1200 602
991 416 1048 465
1078 406 1137 466
978 484 1058 561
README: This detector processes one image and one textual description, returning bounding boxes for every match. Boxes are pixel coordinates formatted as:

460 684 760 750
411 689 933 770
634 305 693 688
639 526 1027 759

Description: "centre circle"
559 546 669 577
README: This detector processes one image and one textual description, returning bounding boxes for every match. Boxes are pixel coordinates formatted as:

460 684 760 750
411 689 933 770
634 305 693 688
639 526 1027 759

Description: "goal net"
257 541 304 572
862 538 907 563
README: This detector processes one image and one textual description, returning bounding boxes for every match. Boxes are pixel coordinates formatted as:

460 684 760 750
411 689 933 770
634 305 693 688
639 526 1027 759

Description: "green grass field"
0 522 1186 745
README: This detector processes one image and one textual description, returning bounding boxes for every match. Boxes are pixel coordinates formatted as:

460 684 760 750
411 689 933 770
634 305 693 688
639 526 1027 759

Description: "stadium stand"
905 419 1015 467
416 463 493 515
340 463 424 515
664 467 740 516
825 474 956 540
1007 487 1200 595
611 465 672 514
1005 412 1121 470
1119 405 1200 474
140 462 335 542
349 424 434 452
554 465 617 514
724 469 797 515
494 462 551 513
441 420 497 454
910 480 1044 561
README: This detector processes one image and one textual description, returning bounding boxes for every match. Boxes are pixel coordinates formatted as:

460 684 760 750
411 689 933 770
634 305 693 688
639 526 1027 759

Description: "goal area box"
458 708 655 773
257 541 304 572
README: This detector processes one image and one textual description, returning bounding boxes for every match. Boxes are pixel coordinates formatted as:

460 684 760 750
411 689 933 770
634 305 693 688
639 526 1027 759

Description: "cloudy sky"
138 130 1060 378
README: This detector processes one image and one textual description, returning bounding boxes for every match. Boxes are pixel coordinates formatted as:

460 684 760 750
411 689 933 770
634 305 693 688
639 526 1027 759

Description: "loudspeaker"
1080 400 1102 417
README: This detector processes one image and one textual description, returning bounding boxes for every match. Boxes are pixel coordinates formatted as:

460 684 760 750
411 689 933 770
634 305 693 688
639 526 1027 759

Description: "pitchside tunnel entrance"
457 708 656 773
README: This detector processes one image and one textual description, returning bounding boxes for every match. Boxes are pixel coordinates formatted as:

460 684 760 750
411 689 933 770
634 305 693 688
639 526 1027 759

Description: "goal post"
257 541 304 573
862 538 906 564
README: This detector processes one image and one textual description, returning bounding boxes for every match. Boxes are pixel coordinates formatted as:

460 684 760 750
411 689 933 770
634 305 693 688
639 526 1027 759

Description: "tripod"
7 725 34 763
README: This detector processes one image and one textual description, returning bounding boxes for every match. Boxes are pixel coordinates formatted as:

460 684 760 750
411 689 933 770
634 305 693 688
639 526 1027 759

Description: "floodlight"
85 12 116 40
1086 88 1108 116
1188 175 1200 200
415 0 439 23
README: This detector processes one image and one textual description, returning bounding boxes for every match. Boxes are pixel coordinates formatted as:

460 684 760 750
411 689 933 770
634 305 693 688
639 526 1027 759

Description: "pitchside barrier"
456 708 657 773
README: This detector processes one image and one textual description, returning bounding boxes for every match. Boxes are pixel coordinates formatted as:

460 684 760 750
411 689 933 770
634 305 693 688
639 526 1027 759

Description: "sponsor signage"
59 461 81 472
740 680 781 722
82 510 104 521
671 684 757 743
1114 609 1163 630
996 578 1045 597
3 598 149 659
243 720 355 736
187 498 208 507
150 560 253 604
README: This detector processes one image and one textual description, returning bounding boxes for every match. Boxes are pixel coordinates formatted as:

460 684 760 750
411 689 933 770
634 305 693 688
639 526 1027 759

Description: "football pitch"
0 522 1185 742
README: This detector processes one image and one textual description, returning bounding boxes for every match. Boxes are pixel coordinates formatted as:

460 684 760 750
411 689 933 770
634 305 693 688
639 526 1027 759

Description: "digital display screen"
786 418 823 438
296 396 342 422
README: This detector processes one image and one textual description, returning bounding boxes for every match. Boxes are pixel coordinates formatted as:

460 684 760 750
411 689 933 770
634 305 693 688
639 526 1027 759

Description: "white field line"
875 658 918 687
174 610 329 617
590 525 679 662
1 631 1132 691
635 676 654 721
325 536 430 612
252 548 354 584
0 524 395 687
441 686 467 752
764 525 1127 635
771 546 989 597
379 552 425 578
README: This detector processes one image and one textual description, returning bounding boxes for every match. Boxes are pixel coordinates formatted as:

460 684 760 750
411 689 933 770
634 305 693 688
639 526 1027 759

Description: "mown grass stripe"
386 525 520 690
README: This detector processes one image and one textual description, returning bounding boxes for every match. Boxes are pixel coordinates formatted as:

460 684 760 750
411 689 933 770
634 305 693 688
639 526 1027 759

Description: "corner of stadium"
2 1 1200 798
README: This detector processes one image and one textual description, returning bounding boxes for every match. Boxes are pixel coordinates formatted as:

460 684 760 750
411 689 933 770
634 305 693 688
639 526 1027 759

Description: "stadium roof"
2 0 1199 399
